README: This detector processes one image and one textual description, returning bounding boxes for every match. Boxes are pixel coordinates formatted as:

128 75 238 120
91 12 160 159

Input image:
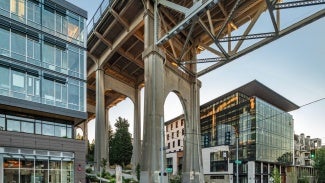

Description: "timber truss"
153 0 325 77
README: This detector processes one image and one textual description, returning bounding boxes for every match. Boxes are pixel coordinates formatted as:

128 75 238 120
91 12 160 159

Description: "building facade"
165 80 302 182
285 133 322 182
0 0 87 182
165 116 185 175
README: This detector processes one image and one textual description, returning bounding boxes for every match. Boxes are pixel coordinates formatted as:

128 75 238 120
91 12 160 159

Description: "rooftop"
201 80 299 112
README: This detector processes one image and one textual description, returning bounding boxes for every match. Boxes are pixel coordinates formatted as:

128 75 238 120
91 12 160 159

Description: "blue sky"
68 0 325 143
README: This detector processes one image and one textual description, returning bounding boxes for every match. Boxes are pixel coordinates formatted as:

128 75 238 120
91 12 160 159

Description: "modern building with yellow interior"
165 80 300 183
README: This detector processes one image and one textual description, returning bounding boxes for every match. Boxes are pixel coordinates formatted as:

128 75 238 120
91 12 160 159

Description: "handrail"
86 0 112 36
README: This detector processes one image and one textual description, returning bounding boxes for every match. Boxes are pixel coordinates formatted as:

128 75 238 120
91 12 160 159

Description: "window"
27 75 40 101
55 82 67 107
11 70 26 98
56 48 67 72
0 28 10 56
21 121 34 133
0 116 5 130
10 0 26 22
43 78 54 104
4 155 74 183
7 119 20 132
55 124 67 137
27 38 40 65
68 83 79 110
11 31 26 61
177 130 179 137
0 66 10 90
27 0 40 25
173 141 175 148
0 0 10 13
43 6 55 30
43 122 54 136
170 123 173 130
167 134 169 140
43 43 55 69
56 13 67 35
176 121 178 128
67 14 79 39
210 152 228 172
178 140 180 146
68 46 79 76
172 132 174 139
167 143 170 149
182 129 184 135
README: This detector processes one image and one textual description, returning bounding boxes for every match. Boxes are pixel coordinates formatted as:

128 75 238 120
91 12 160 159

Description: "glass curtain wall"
0 0 85 46
0 0 86 112
0 112 73 138
1 151 74 183
255 98 293 164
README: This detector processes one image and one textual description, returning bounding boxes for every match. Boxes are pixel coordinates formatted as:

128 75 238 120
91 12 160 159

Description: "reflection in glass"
7 119 20 132
21 121 34 133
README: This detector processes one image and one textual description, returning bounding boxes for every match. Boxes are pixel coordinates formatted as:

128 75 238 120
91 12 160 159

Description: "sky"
67 0 325 144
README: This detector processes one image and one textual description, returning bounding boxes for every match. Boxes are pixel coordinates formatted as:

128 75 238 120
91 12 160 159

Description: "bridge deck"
86 0 266 115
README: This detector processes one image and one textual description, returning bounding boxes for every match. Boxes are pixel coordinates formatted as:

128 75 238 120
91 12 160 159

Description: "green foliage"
108 124 114 143
86 167 93 173
136 164 141 181
170 175 182 183
271 167 281 183
109 117 133 167
87 139 95 162
115 117 130 129
314 148 325 183
277 152 293 165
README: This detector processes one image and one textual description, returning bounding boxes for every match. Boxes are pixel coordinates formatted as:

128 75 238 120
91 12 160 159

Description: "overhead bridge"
86 0 324 182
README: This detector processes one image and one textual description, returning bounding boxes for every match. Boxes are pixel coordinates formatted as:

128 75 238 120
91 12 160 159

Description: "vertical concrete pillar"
94 68 106 172
140 4 166 181
106 107 110 166
182 79 204 183
132 87 141 175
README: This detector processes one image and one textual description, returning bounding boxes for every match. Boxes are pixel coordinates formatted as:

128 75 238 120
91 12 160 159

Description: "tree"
109 117 133 167
277 152 293 165
87 139 95 163
271 167 281 183
314 148 325 183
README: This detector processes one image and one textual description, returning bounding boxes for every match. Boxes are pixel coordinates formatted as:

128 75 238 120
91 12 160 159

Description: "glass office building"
200 80 298 182
0 0 87 182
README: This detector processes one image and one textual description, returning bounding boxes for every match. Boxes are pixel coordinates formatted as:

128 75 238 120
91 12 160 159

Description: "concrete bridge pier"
94 67 107 172
182 80 204 183
140 44 166 183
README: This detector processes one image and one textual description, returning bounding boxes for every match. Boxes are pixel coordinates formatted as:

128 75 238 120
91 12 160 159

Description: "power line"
168 97 325 139
299 98 325 108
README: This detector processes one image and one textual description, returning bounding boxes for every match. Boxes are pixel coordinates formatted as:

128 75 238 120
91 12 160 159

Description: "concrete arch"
104 74 136 104
163 66 203 182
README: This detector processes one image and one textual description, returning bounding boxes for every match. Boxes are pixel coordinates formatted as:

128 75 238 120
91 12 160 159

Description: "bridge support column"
141 3 167 175
132 87 142 176
94 68 106 172
182 80 204 183
140 44 166 183
106 107 110 167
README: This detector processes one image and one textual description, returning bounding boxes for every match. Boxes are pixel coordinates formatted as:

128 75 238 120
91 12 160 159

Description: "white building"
165 115 185 175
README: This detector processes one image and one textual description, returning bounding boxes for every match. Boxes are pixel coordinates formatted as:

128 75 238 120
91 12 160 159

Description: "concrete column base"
140 171 168 183
182 171 202 183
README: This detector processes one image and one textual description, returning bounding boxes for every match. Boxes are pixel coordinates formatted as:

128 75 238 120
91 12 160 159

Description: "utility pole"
160 117 165 183
235 128 239 183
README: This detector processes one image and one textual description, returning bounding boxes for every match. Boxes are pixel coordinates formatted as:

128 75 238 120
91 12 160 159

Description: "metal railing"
86 0 112 36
